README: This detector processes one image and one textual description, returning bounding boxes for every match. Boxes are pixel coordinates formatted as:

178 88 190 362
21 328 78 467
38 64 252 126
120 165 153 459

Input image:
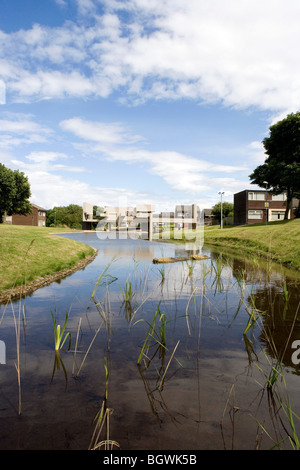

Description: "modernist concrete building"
5 203 47 227
234 190 298 225
83 202 202 241
82 202 156 239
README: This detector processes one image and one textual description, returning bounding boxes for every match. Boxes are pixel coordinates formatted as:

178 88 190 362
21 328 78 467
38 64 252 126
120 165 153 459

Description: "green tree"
0 163 31 222
249 112 300 219
46 204 83 229
211 201 234 223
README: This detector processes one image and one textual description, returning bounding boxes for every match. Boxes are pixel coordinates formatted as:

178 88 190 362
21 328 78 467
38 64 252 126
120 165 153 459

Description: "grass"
154 219 300 272
0 224 95 294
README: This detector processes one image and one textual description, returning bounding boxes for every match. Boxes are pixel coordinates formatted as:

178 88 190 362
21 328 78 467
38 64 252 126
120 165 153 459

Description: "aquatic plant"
89 357 120 450
51 310 71 351
11 301 22 416
243 293 263 336
120 277 135 303
91 259 118 300
158 264 166 285
136 303 168 366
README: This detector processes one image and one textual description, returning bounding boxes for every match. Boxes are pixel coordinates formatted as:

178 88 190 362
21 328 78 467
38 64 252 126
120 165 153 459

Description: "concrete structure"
82 202 156 239
83 202 202 241
203 208 215 225
82 202 99 230
234 190 298 225
5 204 47 227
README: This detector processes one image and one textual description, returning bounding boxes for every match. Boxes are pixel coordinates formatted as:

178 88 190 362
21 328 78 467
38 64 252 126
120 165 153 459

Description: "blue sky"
0 0 299 212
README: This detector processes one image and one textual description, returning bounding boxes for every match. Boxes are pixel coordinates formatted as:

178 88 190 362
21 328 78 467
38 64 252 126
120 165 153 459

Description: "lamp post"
218 191 225 229
263 181 268 225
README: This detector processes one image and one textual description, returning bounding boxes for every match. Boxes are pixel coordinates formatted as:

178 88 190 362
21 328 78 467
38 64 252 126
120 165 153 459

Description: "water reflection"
0 233 300 450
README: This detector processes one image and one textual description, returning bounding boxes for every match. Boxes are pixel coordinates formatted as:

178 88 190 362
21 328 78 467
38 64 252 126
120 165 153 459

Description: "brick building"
5 204 47 227
234 190 297 225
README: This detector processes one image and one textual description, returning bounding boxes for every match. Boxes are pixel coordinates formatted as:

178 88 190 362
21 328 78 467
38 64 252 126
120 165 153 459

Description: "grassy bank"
154 219 300 272
0 224 95 295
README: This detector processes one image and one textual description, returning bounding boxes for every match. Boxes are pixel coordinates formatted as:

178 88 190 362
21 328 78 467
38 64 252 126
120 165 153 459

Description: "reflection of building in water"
232 258 286 284
253 280 300 374
82 202 203 241
96 243 156 260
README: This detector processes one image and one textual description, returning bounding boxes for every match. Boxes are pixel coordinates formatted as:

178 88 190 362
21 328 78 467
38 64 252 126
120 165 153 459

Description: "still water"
0 232 300 450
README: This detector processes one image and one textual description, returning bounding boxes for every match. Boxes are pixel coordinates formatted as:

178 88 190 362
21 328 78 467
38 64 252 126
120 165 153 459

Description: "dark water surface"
0 233 300 450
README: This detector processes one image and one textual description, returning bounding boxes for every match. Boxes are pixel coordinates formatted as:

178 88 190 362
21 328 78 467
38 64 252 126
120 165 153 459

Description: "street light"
218 191 225 229
263 181 268 225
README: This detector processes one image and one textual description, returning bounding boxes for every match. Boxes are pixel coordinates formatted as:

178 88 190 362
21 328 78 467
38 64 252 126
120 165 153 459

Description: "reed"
11 301 22 416
243 293 263 336
50 310 71 351
89 357 120 450
136 303 168 366
158 264 166 285
120 277 135 303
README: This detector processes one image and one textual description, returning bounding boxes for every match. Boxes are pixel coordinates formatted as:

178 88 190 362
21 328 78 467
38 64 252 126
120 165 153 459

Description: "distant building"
5 204 47 227
234 190 298 225
203 208 215 225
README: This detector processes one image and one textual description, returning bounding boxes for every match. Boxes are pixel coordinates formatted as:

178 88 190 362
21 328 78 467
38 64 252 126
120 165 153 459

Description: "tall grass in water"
11 301 23 416
120 276 135 303
211 256 224 294
243 293 263 336
51 310 71 351
136 303 166 366
89 358 120 450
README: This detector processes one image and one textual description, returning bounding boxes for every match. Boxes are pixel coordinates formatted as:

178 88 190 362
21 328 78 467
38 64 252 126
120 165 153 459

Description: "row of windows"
248 210 286 220
248 192 286 201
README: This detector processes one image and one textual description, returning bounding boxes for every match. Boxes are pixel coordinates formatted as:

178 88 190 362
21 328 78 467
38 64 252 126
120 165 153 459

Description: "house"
203 208 215 225
234 190 298 225
5 204 47 227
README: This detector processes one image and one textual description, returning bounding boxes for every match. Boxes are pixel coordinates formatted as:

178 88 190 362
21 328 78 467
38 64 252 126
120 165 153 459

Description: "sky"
0 0 299 213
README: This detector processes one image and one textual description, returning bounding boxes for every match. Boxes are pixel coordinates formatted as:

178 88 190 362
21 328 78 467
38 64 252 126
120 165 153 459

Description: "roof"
32 203 47 211
203 209 213 215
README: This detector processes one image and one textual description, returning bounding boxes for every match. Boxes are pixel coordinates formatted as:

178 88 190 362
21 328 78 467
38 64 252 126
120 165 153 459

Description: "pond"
0 232 300 450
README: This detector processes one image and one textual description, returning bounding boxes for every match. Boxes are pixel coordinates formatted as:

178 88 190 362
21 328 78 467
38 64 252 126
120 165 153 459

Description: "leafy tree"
249 112 300 219
211 201 234 223
0 163 31 222
93 205 104 219
46 204 83 229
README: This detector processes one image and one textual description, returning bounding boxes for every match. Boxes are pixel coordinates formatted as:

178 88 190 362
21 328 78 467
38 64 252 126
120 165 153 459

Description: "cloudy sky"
0 0 299 212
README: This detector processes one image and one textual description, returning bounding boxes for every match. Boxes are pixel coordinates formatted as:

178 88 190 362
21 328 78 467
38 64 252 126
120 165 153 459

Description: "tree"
249 112 300 219
0 163 31 223
211 201 234 223
46 204 83 229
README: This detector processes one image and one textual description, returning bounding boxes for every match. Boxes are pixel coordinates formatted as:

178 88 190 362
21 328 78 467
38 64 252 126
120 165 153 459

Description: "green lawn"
0 224 95 293
154 219 300 272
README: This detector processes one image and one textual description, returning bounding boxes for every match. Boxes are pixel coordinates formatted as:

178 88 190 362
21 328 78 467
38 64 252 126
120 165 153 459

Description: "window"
248 210 263 219
248 192 265 201
271 211 285 220
271 193 287 201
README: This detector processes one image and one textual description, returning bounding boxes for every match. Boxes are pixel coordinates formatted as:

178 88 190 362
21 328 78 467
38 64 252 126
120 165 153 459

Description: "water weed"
51 310 71 351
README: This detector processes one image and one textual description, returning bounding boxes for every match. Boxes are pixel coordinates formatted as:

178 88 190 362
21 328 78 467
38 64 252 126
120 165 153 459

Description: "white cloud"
1 0 299 114
26 151 67 163
61 117 249 196
0 114 53 147
60 118 144 145
55 0 67 7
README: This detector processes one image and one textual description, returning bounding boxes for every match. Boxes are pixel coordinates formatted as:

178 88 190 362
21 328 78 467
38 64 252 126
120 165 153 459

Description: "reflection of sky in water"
1 233 300 450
